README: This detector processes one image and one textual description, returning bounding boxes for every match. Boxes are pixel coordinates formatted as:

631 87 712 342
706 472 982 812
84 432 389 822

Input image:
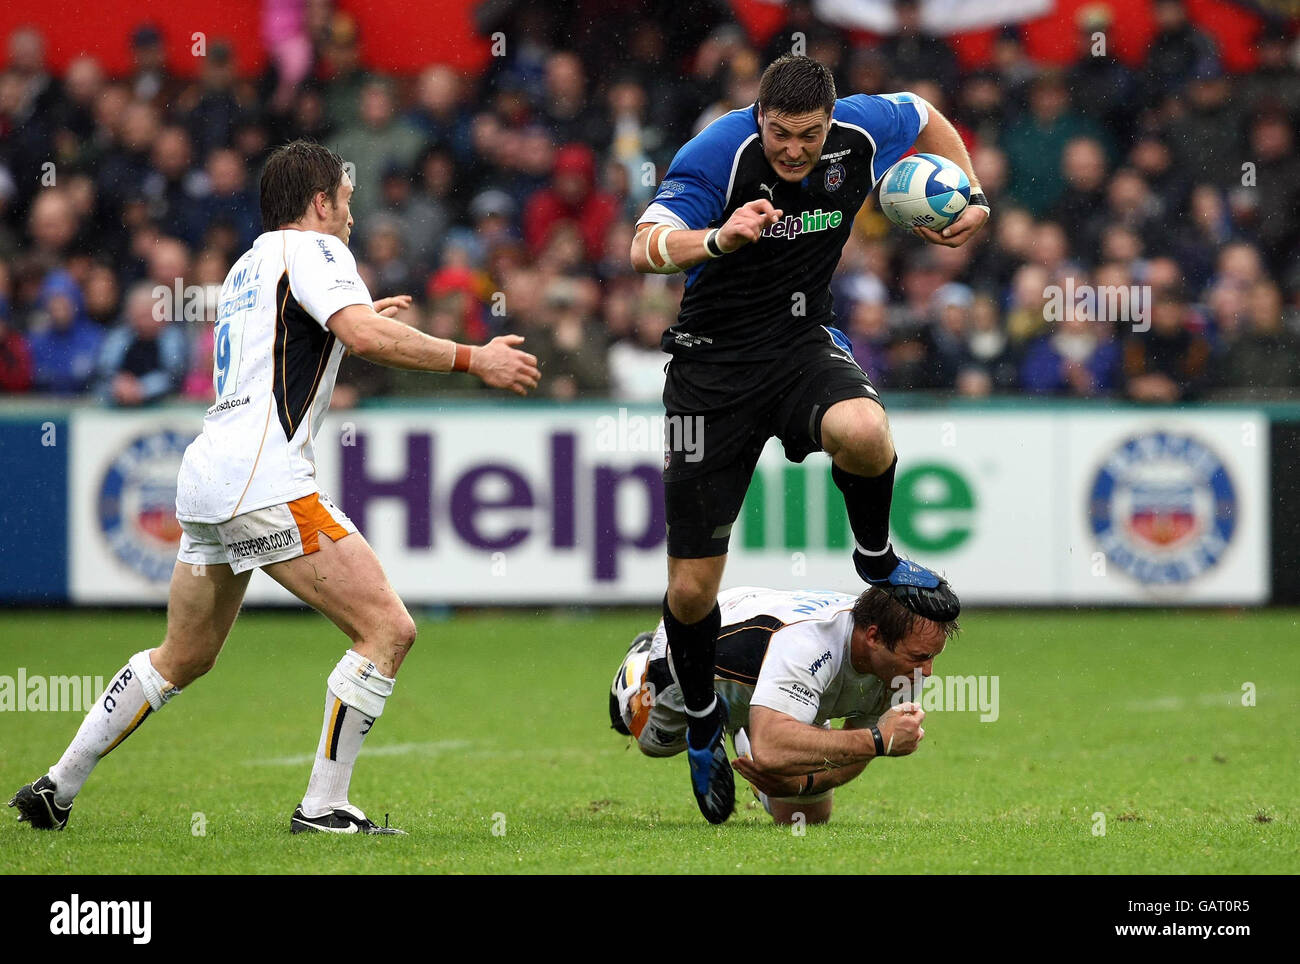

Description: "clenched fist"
875 701 926 756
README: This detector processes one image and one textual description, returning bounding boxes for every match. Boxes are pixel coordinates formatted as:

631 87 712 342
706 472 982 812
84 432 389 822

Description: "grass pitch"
1 606 1296 874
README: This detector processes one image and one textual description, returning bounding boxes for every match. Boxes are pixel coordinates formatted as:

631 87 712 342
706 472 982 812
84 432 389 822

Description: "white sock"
47 651 179 807
300 650 395 816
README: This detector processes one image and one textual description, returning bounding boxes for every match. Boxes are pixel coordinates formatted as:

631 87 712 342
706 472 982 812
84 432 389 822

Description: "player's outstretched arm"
909 100 989 247
631 200 783 274
744 702 926 778
327 302 541 396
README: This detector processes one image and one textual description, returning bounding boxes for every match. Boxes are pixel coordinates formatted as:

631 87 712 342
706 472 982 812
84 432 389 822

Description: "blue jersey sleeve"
836 92 929 183
639 112 752 230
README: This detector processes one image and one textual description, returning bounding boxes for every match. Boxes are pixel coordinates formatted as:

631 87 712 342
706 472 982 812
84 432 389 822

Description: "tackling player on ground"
609 585 959 824
10 141 540 834
631 55 985 822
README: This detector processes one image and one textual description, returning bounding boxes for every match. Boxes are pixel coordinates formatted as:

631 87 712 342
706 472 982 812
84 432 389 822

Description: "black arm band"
969 191 990 211
704 228 726 258
870 725 885 757
799 773 816 796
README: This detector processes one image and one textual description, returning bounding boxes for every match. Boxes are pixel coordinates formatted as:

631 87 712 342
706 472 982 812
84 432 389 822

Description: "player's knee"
828 405 892 474
160 646 219 686
667 569 722 623
391 612 417 654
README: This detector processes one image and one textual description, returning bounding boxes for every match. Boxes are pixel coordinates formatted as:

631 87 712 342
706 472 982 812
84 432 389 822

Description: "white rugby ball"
877 152 971 231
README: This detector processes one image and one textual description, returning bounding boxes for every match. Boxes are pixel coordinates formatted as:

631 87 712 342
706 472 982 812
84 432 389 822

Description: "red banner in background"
0 0 489 78
0 0 1269 79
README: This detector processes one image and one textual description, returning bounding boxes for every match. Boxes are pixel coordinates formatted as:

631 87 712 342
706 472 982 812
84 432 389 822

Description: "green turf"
1 607 1296 874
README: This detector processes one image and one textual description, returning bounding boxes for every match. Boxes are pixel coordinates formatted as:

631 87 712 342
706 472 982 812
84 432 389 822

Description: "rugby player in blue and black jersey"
631 55 987 823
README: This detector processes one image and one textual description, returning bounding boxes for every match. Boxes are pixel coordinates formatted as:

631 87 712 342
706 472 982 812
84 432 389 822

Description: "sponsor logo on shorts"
226 527 299 559
98 429 197 584
1089 432 1237 585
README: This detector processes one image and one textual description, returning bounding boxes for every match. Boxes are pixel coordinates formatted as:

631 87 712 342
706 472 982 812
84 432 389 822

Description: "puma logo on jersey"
758 182 776 201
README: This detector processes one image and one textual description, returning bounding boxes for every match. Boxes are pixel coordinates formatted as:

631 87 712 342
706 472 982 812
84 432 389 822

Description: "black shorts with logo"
662 326 881 558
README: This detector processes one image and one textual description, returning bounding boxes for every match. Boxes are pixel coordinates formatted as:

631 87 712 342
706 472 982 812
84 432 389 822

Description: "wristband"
798 773 816 796
704 228 726 259
969 191 990 213
452 344 472 373
870 724 886 757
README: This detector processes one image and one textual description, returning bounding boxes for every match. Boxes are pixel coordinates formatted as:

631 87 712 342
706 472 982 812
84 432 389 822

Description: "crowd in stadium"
1 0 1298 406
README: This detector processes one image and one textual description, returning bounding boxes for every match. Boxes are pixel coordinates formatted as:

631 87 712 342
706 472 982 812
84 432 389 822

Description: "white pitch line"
245 740 473 766
1123 692 1244 713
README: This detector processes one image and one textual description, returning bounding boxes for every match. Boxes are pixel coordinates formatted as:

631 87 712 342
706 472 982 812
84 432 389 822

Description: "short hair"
260 140 346 232
758 54 836 119
852 586 960 651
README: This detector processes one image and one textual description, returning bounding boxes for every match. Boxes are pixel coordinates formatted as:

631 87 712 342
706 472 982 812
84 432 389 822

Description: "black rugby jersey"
639 93 927 362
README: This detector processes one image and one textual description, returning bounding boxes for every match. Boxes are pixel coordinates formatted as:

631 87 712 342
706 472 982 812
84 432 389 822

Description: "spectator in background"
328 78 425 223
1123 284 1210 402
0 296 32 392
1130 133 1185 214
144 126 204 245
28 270 103 394
82 261 121 327
965 293 1018 392
1215 281 1300 398
523 143 618 263
95 283 187 407
925 283 977 390
1052 137 1109 264
1003 71 1105 217
1172 184 1235 294
846 282 891 386
178 40 245 159
193 148 261 253
1167 64 1244 189
318 12 370 129
608 290 673 401
1246 111 1300 279
1021 308 1122 397
1241 29 1300 118
25 188 82 263
522 275 608 400
97 100 160 222
539 51 603 145
883 0 959 91
1066 5 1137 149
408 65 474 162
1141 0 1219 110
127 23 176 107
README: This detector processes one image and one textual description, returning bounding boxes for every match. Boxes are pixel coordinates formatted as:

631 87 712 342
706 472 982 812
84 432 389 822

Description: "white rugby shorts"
177 491 357 573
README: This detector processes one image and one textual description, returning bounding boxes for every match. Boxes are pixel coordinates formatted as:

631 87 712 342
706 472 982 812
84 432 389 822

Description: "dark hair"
260 139 346 231
758 54 836 118
852 587 960 651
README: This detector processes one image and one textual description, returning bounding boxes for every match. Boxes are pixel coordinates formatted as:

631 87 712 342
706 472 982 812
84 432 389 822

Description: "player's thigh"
262 530 415 666
156 560 252 684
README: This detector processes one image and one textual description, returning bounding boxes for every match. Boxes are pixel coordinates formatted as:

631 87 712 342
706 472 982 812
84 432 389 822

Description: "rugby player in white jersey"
10 141 540 834
609 584 959 824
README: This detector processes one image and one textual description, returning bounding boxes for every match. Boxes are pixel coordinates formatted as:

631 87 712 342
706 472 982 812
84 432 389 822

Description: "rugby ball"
877 153 970 231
